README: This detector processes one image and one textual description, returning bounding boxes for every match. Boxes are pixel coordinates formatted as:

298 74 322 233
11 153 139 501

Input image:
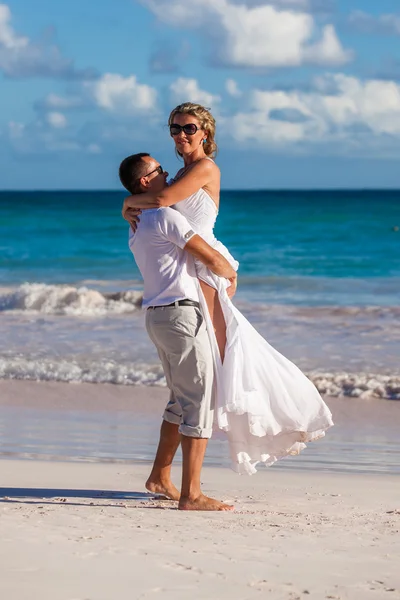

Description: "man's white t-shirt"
129 208 199 309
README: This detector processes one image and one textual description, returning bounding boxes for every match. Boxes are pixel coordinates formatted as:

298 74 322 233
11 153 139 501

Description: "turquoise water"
1 190 400 303
1 190 399 388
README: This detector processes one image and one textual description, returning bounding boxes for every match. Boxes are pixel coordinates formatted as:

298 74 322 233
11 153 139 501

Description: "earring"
203 139 207 144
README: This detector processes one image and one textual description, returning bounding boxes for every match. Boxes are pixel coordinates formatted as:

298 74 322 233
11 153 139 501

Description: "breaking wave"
0 283 143 316
1 282 399 321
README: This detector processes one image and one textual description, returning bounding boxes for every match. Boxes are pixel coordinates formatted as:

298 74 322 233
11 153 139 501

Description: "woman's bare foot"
145 479 180 501
178 494 234 511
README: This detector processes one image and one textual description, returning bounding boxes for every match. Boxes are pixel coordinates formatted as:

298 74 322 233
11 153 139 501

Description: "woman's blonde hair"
168 102 218 159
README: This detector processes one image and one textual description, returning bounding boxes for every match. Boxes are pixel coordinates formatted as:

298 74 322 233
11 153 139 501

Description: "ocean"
1 190 400 399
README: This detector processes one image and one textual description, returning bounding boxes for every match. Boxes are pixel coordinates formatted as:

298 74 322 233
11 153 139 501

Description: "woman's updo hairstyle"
168 102 218 159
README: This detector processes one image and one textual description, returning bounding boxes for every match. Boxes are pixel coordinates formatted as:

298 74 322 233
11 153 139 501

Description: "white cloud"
35 74 158 117
169 77 220 107
348 11 400 36
304 25 352 66
10 71 400 159
143 0 351 68
46 112 67 129
86 73 158 113
228 74 400 151
258 0 311 8
0 3 96 78
7 71 161 156
40 93 84 110
225 78 242 97
229 0 333 11
0 4 27 49
21 71 160 157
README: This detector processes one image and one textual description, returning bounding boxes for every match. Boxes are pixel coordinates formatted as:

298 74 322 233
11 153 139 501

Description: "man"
119 153 236 511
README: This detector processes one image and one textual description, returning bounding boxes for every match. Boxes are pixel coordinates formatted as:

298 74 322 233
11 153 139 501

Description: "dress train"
195 242 334 475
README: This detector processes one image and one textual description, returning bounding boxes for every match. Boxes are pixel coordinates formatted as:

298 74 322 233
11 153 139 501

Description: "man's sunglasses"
169 123 199 136
145 165 164 178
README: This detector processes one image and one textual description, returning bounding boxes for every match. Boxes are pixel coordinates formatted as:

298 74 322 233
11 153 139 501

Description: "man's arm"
157 209 237 297
184 235 236 280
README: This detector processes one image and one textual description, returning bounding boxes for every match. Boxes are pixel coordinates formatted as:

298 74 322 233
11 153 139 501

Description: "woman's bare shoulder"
189 158 220 181
174 158 219 182
200 157 220 172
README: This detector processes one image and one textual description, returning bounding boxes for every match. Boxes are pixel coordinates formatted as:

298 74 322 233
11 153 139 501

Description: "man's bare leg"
145 420 181 500
178 435 234 511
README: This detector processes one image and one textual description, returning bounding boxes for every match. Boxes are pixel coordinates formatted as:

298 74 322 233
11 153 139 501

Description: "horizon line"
1 187 400 193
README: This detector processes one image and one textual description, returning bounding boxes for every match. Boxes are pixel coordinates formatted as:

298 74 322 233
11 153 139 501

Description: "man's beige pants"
145 304 214 438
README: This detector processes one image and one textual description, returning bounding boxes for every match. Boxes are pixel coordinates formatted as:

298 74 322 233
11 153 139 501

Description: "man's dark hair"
119 153 150 194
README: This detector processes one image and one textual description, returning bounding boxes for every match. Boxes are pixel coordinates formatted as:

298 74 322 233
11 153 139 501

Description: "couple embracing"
119 102 333 512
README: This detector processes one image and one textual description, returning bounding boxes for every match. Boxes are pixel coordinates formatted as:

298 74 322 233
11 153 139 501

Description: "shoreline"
1 370 399 399
1 378 399 412
1 459 399 599
1 380 399 475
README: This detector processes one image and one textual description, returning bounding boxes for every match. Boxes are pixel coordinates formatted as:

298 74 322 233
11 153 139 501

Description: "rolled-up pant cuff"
179 423 213 439
163 411 181 426
162 413 212 438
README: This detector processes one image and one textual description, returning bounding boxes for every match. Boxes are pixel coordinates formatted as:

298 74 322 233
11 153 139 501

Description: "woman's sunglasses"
169 123 199 136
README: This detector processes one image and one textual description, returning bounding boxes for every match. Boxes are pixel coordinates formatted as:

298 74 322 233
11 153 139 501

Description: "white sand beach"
1 459 399 600
0 381 400 599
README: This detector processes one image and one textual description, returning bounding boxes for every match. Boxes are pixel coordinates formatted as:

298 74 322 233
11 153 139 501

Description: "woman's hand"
123 207 142 232
122 196 141 221
227 275 237 299
122 194 160 218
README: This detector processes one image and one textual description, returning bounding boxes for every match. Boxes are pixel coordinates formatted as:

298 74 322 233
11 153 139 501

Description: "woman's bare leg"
199 279 226 362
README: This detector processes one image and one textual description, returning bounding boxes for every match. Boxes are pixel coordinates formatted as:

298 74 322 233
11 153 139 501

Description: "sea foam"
0 356 399 399
0 357 165 386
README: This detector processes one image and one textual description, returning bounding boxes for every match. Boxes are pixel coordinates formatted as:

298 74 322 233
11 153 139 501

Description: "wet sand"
0 380 399 473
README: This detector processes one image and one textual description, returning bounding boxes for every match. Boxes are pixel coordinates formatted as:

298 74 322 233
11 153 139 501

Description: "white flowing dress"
173 185 334 475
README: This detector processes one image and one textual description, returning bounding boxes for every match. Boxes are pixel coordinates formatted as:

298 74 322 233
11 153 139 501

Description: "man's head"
119 153 168 195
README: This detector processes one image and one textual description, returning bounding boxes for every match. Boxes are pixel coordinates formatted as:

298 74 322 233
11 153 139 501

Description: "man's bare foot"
145 479 180 501
178 494 234 511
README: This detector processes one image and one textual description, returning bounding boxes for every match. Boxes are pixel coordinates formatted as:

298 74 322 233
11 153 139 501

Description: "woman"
122 102 333 474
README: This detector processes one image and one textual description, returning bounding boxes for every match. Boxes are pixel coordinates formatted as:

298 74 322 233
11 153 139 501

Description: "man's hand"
184 235 237 280
227 275 237 299
123 207 142 232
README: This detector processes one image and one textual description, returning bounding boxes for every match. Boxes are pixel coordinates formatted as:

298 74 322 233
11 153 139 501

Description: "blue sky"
1 0 400 189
